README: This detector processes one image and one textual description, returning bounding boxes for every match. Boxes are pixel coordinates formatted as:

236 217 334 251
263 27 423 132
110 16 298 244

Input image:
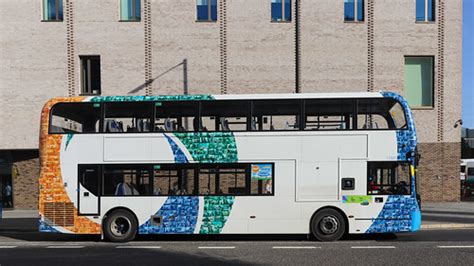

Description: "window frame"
344 0 365 23
119 0 141 22
404 55 435 109
42 0 64 22
416 0 436 23
79 55 101 96
196 0 218 22
271 0 292 22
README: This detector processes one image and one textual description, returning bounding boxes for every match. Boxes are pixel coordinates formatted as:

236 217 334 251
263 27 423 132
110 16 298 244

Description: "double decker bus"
39 91 420 242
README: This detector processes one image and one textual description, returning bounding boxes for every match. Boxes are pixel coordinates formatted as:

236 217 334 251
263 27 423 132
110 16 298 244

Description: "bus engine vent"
43 202 75 227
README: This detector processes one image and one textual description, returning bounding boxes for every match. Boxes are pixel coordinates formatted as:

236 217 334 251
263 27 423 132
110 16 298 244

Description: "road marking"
0 246 17 249
116 246 162 249
46 246 84 249
351 246 396 249
198 246 236 249
272 246 320 249
437 245 474 249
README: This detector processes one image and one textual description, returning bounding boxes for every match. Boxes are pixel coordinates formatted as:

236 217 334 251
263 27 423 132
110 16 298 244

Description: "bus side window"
50 103 101 134
252 100 300 131
200 101 250 132
358 99 407 130
155 101 198 132
304 99 354 130
102 166 151 196
104 102 153 133
367 162 411 195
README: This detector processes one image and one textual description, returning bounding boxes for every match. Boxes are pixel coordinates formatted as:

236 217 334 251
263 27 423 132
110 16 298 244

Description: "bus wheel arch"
310 207 348 242
102 207 138 242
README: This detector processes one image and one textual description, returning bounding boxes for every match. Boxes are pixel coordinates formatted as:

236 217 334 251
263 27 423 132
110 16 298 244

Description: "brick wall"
12 151 39 210
418 142 460 202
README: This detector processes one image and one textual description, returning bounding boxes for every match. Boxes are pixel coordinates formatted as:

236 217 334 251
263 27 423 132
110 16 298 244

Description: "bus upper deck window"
104 102 153 133
49 103 101 134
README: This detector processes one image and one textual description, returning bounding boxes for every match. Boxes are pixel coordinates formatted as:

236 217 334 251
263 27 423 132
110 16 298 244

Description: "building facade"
0 0 462 209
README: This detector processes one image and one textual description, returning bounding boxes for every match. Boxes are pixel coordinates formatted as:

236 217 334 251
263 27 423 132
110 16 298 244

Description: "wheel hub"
319 215 338 235
110 217 131 237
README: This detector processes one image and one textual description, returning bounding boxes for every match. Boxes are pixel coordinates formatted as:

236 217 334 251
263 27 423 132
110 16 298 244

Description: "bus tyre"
103 210 137 242
311 209 346 242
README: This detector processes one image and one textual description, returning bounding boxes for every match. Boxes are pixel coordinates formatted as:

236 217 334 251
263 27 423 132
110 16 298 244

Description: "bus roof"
48 91 392 103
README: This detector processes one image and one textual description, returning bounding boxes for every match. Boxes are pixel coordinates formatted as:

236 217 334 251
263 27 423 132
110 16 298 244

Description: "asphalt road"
0 230 473 265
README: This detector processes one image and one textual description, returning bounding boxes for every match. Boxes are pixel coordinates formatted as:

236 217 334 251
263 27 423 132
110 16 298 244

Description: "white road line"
46 246 84 249
0 246 17 249
116 246 162 249
351 246 396 249
272 246 320 249
437 245 474 249
198 246 236 249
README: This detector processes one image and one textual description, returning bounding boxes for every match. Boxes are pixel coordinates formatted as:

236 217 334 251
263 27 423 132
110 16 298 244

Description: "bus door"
78 165 100 215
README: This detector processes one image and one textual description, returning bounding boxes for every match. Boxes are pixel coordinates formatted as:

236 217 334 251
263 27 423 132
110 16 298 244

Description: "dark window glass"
80 56 101 95
155 101 199 132
197 0 217 21
357 0 364 21
344 0 355 21
104 102 153 133
427 0 435 21
103 166 151 196
416 0 435 22
304 99 355 130
368 162 411 195
43 0 63 21
252 100 300 131
271 0 291 21
199 167 217 195
50 103 101 134
152 165 195 196
345 0 364 22
79 166 99 197
201 101 250 132
217 166 247 195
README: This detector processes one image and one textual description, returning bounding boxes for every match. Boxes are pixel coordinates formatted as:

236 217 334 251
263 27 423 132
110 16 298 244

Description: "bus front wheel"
310 209 346 242
103 209 137 242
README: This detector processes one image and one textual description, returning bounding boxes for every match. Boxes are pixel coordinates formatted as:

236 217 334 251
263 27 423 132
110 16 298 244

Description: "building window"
416 0 435 22
344 0 364 22
404 56 434 107
80 56 101 95
197 0 217 22
120 0 141 21
43 0 63 21
271 0 291 22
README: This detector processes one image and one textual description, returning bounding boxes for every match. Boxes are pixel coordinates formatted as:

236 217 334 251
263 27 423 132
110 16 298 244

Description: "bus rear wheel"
103 209 137 242
311 209 346 242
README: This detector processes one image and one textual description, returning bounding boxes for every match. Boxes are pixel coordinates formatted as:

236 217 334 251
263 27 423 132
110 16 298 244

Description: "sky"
463 0 474 128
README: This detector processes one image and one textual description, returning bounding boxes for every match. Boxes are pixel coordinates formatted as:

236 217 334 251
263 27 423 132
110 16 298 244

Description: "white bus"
39 91 421 242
